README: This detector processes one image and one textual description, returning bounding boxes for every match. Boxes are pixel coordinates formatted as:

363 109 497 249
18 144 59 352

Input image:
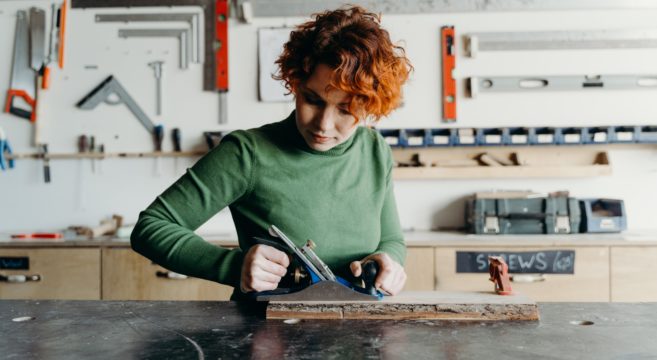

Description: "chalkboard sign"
0 257 29 270
456 250 575 274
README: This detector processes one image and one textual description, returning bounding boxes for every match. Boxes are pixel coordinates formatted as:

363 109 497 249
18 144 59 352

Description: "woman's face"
295 64 360 152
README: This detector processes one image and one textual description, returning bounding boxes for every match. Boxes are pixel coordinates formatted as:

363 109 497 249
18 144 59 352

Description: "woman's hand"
350 253 406 295
240 244 290 292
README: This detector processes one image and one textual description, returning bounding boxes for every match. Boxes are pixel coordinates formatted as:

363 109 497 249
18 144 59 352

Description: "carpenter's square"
76 76 156 134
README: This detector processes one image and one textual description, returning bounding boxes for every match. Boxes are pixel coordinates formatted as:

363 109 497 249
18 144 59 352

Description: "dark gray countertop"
1 300 656 359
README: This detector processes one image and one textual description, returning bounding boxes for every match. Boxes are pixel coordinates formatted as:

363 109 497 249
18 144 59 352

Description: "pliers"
0 127 15 170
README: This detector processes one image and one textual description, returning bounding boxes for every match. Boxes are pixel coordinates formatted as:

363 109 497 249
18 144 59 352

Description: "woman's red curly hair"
274 6 412 122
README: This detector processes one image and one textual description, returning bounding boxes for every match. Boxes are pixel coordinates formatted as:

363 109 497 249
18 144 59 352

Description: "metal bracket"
118 28 191 69
95 13 201 63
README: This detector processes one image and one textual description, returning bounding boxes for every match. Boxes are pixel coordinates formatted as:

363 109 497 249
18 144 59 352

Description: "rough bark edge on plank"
267 303 539 320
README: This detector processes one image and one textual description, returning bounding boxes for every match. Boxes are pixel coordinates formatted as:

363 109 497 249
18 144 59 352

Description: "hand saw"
5 10 38 122
250 225 384 301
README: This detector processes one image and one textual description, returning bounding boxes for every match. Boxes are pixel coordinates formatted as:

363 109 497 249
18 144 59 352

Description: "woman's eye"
338 108 350 115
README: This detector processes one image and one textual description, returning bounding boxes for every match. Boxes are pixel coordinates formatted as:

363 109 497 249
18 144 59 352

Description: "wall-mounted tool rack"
391 146 612 180
378 125 657 148
6 150 205 161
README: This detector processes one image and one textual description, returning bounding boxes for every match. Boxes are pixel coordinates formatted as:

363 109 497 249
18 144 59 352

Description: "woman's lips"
311 133 332 143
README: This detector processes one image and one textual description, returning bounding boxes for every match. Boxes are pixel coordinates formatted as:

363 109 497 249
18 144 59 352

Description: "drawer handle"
510 274 546 283
155 271 188 280
0 274 41 283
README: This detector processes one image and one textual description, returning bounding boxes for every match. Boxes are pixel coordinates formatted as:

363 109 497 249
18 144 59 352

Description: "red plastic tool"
215 0 228 92
11 233 63 239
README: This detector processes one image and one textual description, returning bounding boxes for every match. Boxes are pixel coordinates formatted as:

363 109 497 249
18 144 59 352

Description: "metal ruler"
118 28 191 69
237 0 657 17
469 74 657 97
467 29 657 57
95 13 201 63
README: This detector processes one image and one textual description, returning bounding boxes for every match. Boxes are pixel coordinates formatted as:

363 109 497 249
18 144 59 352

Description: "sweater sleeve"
374 145 407 266
130 132 254 287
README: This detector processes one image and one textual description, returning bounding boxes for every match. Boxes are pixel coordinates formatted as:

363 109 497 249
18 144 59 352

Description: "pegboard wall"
1 0 657 233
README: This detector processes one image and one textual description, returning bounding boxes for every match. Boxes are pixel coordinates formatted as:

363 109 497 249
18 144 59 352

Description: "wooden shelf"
6 151 206 160
392 146 611 179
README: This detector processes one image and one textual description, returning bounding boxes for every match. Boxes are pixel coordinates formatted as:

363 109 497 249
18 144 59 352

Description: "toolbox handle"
500 213 548 220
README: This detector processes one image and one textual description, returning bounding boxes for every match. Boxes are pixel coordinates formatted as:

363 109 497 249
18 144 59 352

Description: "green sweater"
131 111 406 289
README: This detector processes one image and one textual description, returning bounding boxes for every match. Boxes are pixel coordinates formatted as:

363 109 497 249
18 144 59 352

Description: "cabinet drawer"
102 248 234 300
0 248 101 300
611 247 657 302
403 247 435 291
435 247 609 302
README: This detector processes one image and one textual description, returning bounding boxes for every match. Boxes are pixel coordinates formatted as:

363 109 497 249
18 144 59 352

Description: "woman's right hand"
240 244 290 292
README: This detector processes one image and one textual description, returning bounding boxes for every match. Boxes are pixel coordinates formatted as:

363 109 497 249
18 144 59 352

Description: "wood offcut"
266 291 539 320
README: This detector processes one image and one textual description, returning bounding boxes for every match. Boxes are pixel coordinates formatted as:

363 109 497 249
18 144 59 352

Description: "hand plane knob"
361 260 379 296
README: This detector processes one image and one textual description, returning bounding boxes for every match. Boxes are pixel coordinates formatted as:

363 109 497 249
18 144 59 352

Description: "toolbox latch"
484 216 500 234
555 215 571 233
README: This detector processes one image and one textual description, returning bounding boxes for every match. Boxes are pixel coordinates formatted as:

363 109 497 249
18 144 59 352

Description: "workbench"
2 230 657 302
2 300 656 359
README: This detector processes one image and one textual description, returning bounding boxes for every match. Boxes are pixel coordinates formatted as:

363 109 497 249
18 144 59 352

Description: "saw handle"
361 260 379 296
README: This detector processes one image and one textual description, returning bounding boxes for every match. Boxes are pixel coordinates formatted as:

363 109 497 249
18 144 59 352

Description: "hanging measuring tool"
72 0 231 123
466 29 657 58
469 74 657 97
216 0 229 124
76 76 156 134
5 10 37 122
441 26 456 123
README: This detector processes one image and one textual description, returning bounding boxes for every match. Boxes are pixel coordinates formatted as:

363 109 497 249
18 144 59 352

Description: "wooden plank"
266 291 539 320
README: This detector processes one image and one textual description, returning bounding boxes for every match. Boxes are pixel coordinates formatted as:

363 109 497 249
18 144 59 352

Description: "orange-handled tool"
11 233 63 239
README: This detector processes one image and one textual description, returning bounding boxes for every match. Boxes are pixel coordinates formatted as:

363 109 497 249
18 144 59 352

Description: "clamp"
0 127 15 171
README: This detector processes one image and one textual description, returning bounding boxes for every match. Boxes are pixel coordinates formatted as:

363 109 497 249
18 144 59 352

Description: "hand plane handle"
361 260 379 296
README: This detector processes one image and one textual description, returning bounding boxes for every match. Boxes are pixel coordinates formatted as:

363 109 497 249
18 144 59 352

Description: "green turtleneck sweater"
131 112 405 289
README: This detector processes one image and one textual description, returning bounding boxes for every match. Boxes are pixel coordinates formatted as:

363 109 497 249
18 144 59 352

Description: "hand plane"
250 225 384 302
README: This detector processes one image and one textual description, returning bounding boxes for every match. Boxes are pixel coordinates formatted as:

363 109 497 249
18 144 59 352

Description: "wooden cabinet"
0 248 101 300
435 246 610 301
102 248 234 300
611 247 657 301
403 247 435 291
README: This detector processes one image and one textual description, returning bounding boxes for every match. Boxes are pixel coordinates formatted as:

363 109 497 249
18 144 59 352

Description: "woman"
131 6 412 299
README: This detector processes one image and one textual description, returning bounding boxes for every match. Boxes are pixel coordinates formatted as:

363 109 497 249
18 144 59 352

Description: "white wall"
1 1 656 233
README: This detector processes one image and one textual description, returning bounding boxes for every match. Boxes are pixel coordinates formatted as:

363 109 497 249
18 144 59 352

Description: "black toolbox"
466 192 581 234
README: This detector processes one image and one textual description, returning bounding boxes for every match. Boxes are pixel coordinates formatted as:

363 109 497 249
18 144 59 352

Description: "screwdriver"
40 144 50 183
153 125 164 176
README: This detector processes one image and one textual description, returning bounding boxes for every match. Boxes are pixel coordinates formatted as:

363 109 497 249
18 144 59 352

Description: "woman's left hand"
350 253 407 296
